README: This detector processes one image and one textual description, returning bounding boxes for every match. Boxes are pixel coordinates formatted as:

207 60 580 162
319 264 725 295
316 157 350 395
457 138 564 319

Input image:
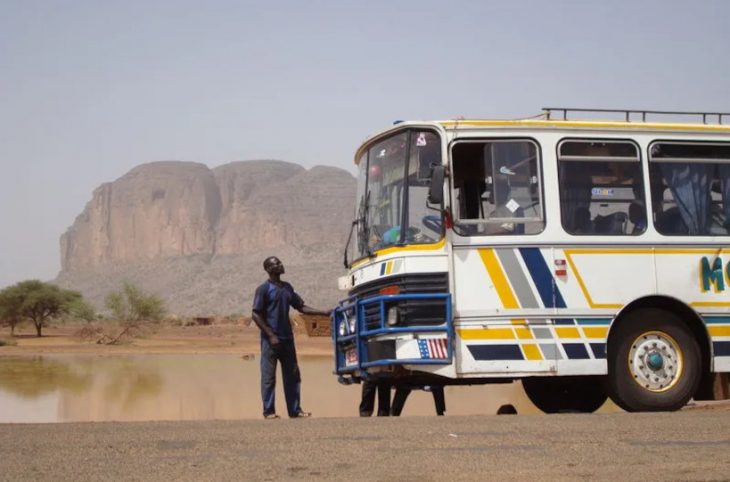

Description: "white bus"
333 108 730 413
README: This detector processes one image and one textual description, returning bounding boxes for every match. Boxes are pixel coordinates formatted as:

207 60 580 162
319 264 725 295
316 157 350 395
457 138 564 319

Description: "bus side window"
649 142 730 236
451 139 543 236
558 140 645 236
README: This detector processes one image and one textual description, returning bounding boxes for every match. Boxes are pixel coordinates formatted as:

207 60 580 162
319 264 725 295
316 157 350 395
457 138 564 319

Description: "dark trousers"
260 338 302 417
359 380 391 417
391 386 446 416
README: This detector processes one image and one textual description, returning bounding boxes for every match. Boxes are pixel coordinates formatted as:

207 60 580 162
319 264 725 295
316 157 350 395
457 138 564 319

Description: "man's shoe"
290 411 311 418
263 413 280 420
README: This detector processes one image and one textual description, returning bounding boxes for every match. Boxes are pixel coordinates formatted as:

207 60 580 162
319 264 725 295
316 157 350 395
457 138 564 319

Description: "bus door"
449 138 557 374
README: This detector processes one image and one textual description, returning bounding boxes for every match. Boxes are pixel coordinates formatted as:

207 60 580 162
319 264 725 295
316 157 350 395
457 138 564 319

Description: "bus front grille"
350 273 449 330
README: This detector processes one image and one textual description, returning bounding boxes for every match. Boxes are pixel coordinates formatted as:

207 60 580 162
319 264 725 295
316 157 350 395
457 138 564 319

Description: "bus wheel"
522 376 607 413
607 309 701 412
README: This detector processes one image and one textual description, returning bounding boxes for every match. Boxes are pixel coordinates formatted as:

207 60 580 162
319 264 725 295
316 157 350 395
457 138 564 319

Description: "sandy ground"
0 320 333 357
2 411 730 481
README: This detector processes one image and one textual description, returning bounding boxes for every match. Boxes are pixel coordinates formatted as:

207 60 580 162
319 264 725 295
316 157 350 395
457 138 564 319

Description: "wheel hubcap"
628 331 683 392
646 352 664 370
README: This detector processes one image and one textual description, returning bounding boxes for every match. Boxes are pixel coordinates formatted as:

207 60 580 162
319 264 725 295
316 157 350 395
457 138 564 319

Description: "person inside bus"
573 207 593 234
652 181 690 235
593 212 628 234
628 202 647 234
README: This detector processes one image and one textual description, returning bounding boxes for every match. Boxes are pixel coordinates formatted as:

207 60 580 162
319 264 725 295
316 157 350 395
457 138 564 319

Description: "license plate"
345 349 358 366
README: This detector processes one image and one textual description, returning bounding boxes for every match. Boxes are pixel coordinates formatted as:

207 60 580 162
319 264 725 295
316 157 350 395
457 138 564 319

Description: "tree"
0 287 23 336
105 291 128 321
68 297 97 322
105 282 165 321
0 280 80 337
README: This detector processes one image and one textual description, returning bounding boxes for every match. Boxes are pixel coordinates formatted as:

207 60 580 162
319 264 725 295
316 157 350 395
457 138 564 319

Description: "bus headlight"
338 320 347 336
348 317 356 333
387 307 399 326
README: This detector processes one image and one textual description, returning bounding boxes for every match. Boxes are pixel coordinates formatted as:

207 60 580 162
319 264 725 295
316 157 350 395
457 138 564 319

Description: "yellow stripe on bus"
582 327 609 339
514 327 534 340
439 119 730 133
457 328 515 340
350 239 446 268
691 301 730 308
555 327 581 339
521 344 543 361
709 326 730 337
562 248 730 309
478 249 519 309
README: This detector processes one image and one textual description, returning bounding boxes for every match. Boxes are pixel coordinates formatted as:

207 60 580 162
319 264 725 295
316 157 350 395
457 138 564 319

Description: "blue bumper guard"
331 293 453 375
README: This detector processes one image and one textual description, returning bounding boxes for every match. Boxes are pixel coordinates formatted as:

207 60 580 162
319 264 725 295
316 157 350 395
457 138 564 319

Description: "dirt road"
2 409 729 481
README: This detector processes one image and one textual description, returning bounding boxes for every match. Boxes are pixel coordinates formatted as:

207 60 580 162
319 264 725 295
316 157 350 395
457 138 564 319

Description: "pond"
0 355 539 423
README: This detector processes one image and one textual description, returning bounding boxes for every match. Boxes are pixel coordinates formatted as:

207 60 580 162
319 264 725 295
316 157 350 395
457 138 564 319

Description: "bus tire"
522 376 607 413
607 309 701 412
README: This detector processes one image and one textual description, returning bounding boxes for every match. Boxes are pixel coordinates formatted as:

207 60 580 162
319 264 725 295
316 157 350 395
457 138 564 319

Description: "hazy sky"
1 0 729 287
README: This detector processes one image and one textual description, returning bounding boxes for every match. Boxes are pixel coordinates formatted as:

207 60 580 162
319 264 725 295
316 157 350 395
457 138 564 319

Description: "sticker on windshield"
499 165 516 176
506 198 520 213
416 133 427 146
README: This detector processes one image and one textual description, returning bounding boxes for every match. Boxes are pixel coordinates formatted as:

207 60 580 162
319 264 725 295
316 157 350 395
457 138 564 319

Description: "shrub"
105 282 166 321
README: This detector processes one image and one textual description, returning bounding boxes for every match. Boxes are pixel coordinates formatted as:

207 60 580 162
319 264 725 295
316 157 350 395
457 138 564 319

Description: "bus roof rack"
542 107 730 125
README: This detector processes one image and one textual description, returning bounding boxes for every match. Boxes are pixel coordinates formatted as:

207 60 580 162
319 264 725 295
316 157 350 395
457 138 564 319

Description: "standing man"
252 256 331 419
359 379 391 417
390 385 446 416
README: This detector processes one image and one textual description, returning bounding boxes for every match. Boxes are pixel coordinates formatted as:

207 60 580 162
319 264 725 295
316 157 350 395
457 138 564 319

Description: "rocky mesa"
57 160 356 315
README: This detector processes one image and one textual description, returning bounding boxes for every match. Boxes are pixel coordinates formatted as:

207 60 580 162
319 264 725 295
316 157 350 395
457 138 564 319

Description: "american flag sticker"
418 338 448 359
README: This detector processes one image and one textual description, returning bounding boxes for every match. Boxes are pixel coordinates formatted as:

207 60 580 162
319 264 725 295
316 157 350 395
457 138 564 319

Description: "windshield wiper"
343 219 357 268
344 190 372 268
361 190 374 258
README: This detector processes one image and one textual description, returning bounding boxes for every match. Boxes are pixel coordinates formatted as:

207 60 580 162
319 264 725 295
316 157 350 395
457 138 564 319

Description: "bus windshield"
351 130 443 262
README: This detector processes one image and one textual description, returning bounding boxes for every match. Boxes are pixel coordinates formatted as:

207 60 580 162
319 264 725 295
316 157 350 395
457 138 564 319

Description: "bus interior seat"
656 207 689 235
573 207 593 234
462 179 486 219
628 202 647 234
593 212 628 234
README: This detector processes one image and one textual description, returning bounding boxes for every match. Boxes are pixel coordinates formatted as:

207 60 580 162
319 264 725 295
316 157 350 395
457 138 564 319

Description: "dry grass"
0 320 332 356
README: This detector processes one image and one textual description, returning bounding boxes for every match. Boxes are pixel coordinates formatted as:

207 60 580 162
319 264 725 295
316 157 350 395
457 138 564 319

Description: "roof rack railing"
542 107 730 125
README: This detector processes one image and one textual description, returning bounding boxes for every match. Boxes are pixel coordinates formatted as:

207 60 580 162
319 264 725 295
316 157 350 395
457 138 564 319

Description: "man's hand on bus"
300 305 333 317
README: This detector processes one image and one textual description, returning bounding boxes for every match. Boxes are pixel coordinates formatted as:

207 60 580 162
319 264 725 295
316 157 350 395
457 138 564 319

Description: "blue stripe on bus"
714 342 730 357
467 344 524 361
379 263 386 275
519 248 566 308
563 343 590 359
554 318 576 325
577 318 612 326
705 317 730 325
589 343 606 359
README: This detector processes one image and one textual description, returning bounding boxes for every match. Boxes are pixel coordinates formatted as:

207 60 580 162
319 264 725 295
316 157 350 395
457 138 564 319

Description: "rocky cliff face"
57 160 356 315
60 161 221 269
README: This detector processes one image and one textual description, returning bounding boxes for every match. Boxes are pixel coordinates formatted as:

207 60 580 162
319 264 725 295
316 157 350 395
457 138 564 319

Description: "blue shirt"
252 280 304 340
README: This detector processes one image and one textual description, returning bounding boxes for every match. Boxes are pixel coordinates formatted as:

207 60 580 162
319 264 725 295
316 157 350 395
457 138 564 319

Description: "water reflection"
0 355 541 423
99 360 164 413
0 357 92 398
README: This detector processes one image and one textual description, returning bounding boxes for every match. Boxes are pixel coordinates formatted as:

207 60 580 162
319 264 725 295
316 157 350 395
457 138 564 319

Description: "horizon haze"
2 0 729 287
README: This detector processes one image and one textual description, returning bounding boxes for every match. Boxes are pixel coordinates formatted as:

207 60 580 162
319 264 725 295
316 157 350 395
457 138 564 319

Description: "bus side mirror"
428 166 445 205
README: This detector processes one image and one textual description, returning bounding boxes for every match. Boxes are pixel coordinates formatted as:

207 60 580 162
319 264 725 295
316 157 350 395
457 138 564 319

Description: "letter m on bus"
700 257 725 292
